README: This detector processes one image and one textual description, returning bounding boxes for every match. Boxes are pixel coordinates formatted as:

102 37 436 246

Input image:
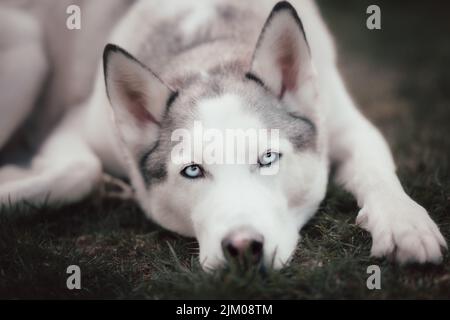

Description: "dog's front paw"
356 194 447 264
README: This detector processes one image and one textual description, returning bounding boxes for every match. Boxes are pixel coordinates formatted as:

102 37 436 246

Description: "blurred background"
319 0 450 174
0 0 449 299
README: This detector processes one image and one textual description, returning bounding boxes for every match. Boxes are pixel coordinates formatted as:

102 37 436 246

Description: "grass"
1 1 449 299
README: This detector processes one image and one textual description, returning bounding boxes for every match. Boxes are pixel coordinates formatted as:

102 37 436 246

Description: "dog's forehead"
196 93 264 131
161 76 317 149
191 85 315 150
160 73 254 131
141 75 316 187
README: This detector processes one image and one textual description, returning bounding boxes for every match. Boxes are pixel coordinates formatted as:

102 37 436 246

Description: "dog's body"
0 0 446 269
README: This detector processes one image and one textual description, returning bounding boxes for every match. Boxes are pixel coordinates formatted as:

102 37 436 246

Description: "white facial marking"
170 94 326 270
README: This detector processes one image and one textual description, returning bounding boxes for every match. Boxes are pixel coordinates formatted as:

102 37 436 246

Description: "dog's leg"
325 67 446 264
0 110 102 207
0 7 48 150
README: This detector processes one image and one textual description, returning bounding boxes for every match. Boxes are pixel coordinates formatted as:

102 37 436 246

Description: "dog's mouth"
222 257 268 275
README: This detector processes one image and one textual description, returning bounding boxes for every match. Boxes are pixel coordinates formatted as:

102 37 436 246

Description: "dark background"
1 1 449 299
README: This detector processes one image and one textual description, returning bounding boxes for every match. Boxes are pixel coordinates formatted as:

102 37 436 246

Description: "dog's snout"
221 228 264 264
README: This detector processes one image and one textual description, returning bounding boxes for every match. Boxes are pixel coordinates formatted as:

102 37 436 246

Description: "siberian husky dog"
0 0 446 270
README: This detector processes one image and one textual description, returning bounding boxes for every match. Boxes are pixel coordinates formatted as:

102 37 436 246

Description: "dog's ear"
249 2 315 101
103 44 175 155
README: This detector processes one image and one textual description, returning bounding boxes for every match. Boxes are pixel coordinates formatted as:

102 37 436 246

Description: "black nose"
221 228 264 265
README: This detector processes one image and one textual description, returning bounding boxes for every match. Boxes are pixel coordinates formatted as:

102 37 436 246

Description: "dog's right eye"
180 164 204 179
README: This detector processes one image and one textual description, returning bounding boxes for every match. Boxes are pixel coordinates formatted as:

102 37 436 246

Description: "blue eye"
181 164 204 179
258 151 281 167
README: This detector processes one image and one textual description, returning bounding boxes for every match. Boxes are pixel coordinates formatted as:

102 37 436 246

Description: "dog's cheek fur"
144 179 198 237
281 150 329 229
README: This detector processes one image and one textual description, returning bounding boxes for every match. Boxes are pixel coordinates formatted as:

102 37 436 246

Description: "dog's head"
103 2 328 270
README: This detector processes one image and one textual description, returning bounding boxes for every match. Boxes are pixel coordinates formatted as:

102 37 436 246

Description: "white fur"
0 108 102 205
321 67 447 263
183 94 325 269
0 0 445 269
0 7 48 149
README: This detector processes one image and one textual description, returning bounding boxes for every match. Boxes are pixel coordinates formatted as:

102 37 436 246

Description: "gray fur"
134 1 317 186
139 72 316 187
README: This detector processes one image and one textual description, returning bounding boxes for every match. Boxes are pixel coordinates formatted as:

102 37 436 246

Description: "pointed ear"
103 44 174 155
249 2 314 100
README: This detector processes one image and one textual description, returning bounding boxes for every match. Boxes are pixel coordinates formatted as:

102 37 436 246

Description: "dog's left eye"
181 164 204 179
258 151 281 167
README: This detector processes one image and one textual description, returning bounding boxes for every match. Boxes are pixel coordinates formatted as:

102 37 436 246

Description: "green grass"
1 183 449 299
1 1 449 299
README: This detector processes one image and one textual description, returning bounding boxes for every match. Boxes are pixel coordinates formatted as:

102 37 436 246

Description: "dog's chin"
199 256 293 273
200 258 226 273
198 247 296 273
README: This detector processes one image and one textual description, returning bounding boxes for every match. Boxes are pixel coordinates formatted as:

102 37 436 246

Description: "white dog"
0 0 446 270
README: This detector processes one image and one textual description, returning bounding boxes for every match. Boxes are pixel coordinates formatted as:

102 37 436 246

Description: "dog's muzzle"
221 226 264 266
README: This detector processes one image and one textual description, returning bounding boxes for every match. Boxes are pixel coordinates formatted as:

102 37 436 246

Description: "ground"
1 1 449 299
